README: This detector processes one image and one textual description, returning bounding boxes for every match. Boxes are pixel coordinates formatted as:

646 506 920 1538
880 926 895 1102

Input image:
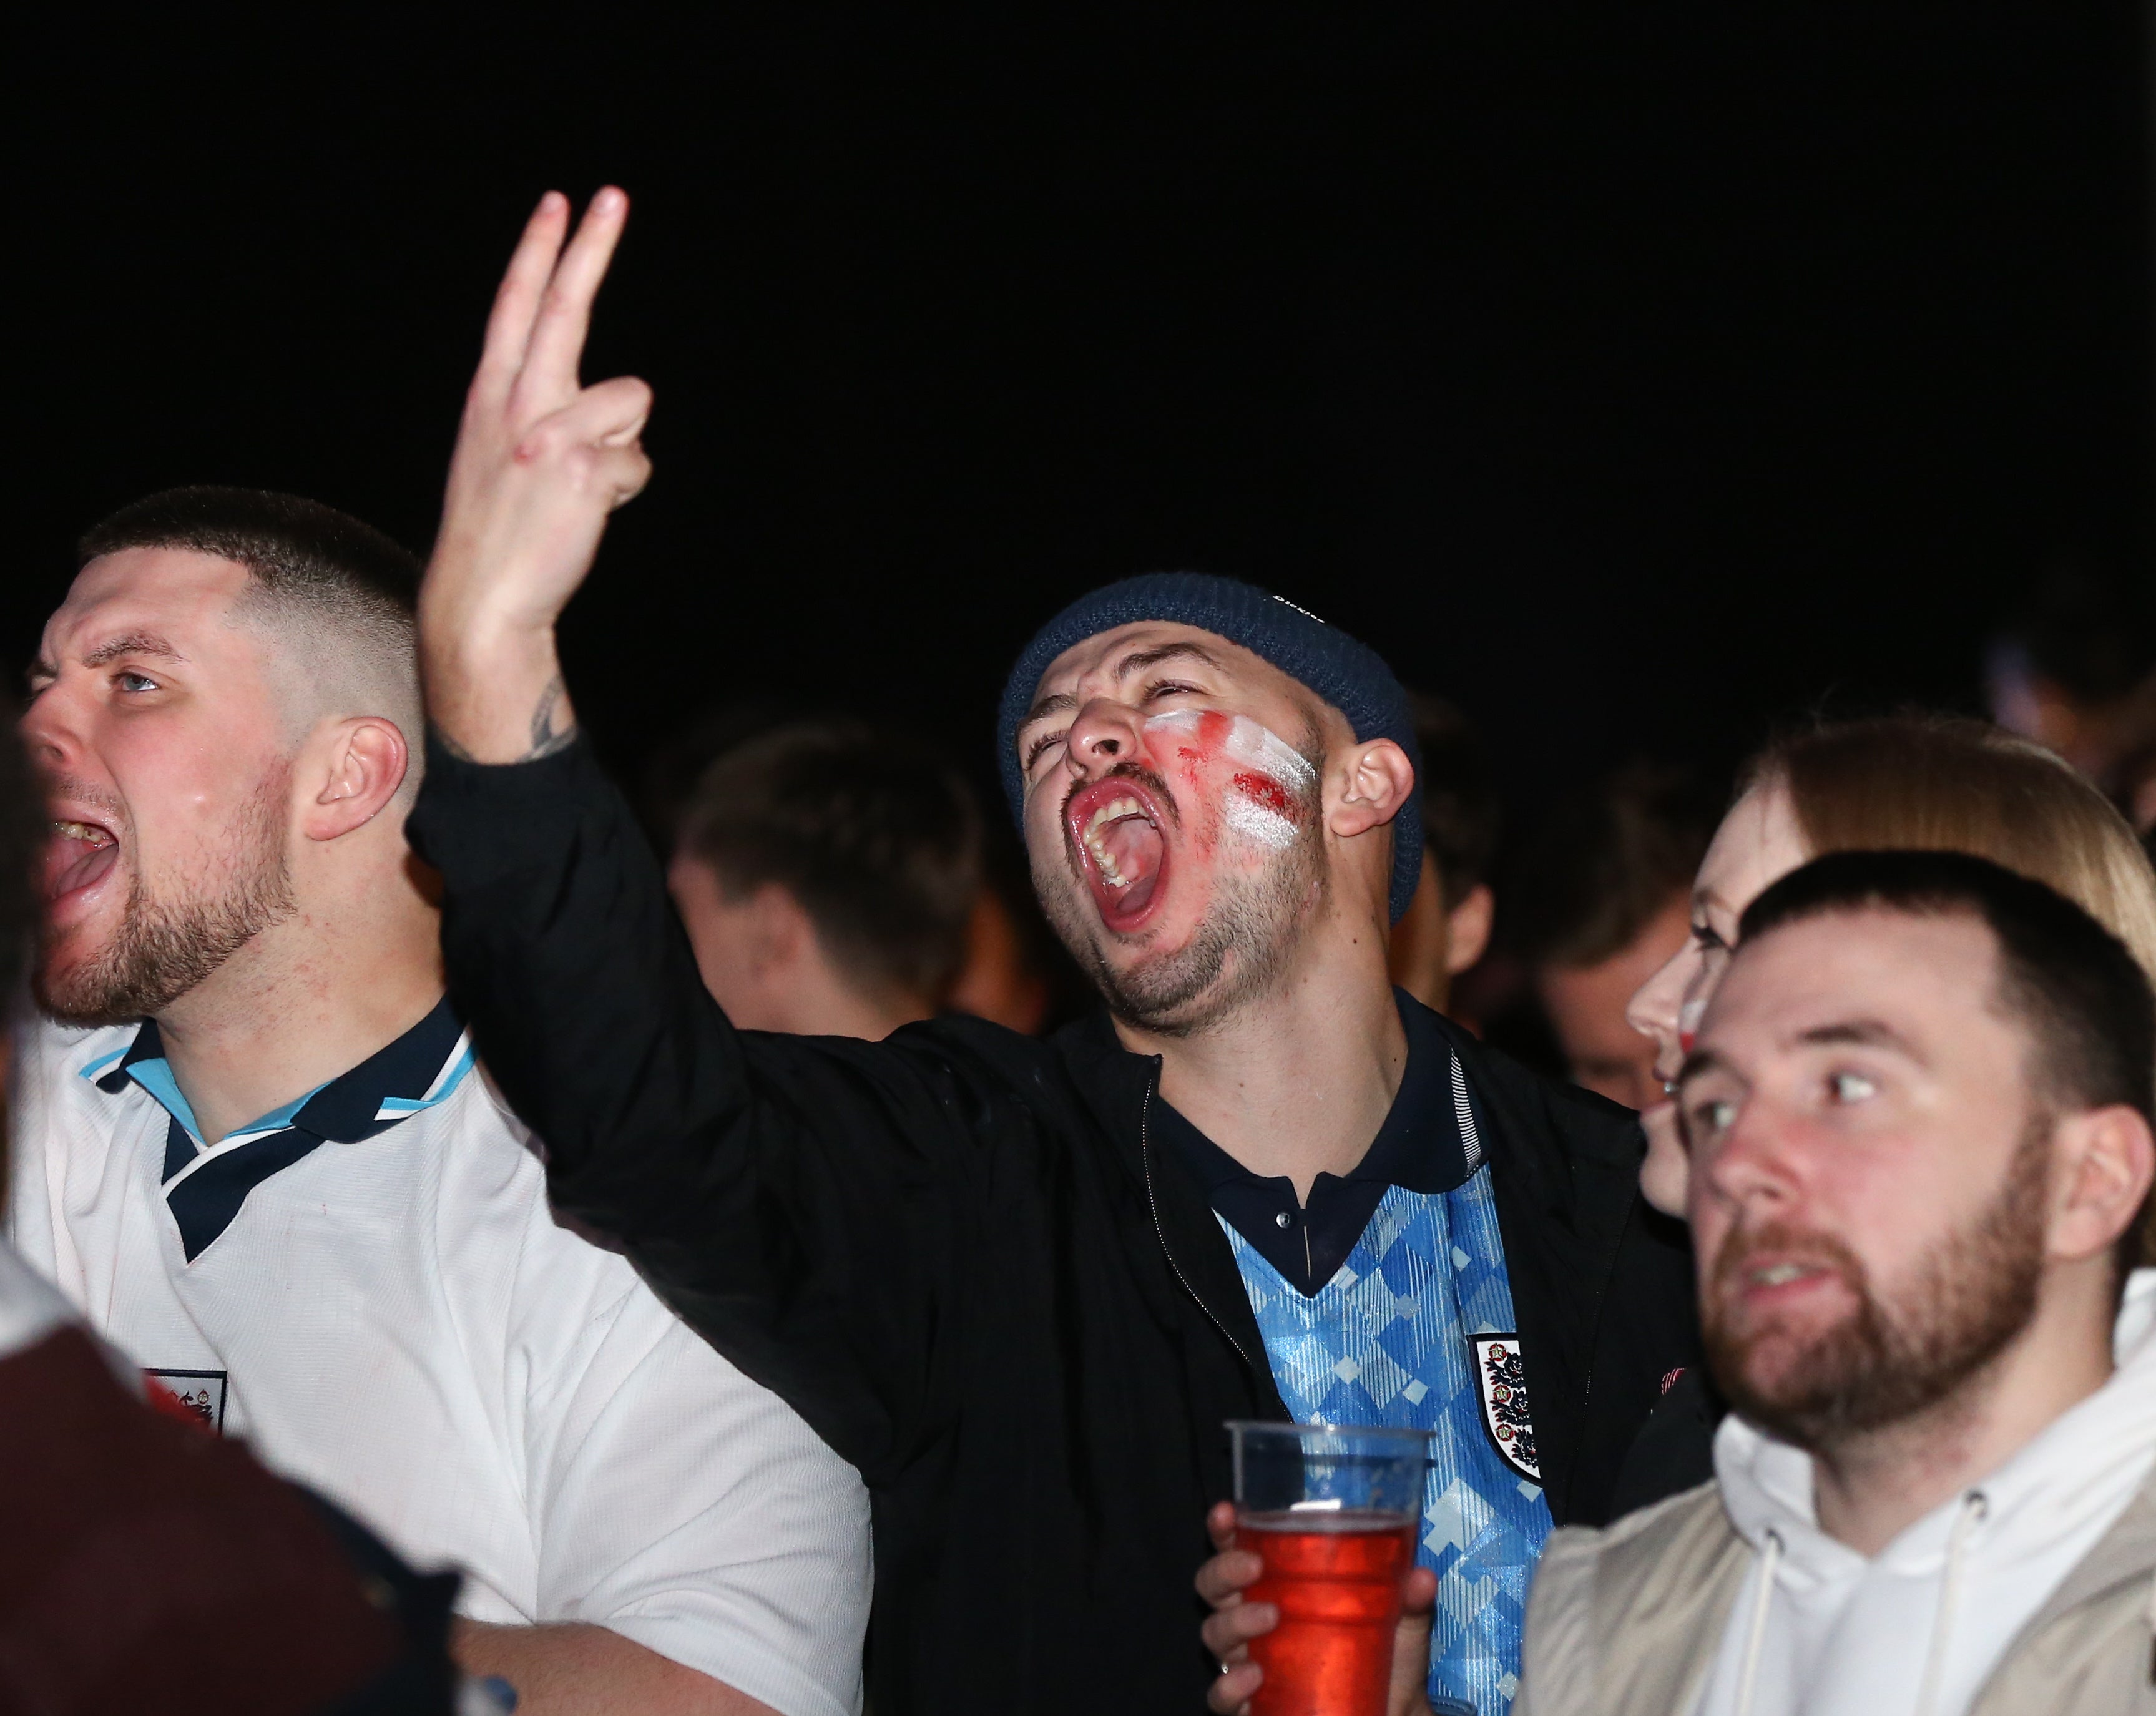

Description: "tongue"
1092 816 1165 921
44 832 117 901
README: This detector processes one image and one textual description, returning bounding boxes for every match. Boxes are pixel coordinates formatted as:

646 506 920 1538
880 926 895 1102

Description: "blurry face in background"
24 549 296 1024
1626 778 1810 1212
1017 623 1334 1035
1681 909 2050 1449
1539 891 1692 1109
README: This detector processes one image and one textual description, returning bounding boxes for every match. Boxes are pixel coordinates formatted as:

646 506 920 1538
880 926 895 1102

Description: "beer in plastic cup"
1227 1421 1430 1716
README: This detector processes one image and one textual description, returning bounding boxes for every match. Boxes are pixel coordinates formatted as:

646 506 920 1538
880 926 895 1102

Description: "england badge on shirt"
1471 1335 1539 1482
145 1367 227 1435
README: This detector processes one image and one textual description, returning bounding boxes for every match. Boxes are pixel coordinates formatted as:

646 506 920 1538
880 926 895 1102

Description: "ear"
1444 883 1495 975
2046 1104 2156 1266
1326 737 1417 841
301 718 411 842
743 883 813 976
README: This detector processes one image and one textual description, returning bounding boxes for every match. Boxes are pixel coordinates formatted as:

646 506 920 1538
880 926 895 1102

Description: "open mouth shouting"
44 813 120 909
1066 774 1174 933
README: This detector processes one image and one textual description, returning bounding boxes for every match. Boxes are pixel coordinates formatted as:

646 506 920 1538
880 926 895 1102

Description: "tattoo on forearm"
431 674 578 765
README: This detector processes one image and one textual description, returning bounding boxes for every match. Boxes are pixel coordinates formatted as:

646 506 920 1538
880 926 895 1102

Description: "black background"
16 8 2152 808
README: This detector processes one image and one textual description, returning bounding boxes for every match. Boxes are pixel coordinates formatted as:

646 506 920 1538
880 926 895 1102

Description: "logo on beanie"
1270 593 1328 625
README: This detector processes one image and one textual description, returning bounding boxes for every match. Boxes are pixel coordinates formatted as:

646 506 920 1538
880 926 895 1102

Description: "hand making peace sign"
419 189 650 763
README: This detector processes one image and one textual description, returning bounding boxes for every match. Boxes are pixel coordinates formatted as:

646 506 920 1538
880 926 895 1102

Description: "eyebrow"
1692 884 1735 921
1677 1016 1923 1093
81 632 185 670
1675 1046 1732 1089
1792 1017 1924 1058
1021 642 1228 729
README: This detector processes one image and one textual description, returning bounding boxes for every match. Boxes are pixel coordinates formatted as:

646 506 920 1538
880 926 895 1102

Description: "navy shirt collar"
96 993 469 1146
1155 991 1481 1294
92 994 472 1265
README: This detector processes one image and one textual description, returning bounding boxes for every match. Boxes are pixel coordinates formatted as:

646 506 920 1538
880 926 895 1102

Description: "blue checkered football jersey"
1222 1149 1552 1715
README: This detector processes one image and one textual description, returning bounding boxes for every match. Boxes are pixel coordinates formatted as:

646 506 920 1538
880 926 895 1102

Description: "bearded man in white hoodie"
1516 848 2156 1716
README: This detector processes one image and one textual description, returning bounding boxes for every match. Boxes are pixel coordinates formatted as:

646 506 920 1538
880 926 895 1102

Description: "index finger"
518 186 630 400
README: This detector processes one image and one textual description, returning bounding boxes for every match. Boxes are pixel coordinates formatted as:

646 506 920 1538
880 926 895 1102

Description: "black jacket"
408 737 1698 1716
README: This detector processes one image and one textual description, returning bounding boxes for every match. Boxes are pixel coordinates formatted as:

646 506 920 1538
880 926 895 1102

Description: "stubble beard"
1035 765 1326 1038
1703 1115 2051 1452
36 768 298 1027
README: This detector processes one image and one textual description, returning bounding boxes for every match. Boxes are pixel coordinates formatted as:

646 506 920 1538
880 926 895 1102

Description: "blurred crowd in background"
633 556 2156 1102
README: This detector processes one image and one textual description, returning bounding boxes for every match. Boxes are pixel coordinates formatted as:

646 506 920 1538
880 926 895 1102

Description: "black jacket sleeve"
408 735 1018 1483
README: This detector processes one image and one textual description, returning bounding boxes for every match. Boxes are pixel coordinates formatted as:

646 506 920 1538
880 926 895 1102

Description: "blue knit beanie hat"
996 572 1424 921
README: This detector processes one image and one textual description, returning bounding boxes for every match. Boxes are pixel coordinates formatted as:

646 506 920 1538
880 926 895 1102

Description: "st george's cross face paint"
1142 708 1316 852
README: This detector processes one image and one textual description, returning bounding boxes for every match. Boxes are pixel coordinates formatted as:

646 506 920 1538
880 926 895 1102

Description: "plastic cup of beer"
1227 1421 1430 1716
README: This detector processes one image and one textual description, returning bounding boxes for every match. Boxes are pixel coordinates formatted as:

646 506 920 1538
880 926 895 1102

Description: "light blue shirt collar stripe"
80 1030 471 1144
122 1058 207 1145
376 1041 475 1119
84 1044 330 1151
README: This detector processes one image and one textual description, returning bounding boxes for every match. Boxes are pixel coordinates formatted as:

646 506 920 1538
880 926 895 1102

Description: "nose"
1064 697 1147 780
20 679 84 775
1626 940 1695 1071
1697 1094 1801 1217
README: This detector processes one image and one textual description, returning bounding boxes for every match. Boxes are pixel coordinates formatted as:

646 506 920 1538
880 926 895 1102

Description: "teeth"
1083 797 1143 839
1752 1263 1808 1287
1086 833 1127 888
1080 796 1149 890
51 820 112 847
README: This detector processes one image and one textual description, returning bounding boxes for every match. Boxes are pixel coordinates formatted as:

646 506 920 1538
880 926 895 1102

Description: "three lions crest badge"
1471 1335 1539 1483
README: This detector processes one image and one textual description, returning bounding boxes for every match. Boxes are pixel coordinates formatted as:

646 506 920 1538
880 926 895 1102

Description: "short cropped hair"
79 488 423 763
677 720 982 1003
1742 849 2156 1268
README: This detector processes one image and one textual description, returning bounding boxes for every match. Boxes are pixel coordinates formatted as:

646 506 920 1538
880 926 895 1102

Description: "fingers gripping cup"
1228 1422 1431 1716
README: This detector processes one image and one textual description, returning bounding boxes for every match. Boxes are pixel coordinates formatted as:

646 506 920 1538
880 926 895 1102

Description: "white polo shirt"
7 1001 871 1716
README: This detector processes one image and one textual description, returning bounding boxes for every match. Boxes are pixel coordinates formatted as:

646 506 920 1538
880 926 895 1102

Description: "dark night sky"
14 9 2152 810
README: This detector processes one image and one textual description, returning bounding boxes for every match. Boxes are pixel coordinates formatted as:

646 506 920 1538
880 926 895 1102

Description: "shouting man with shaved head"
9 487 871 1716
408 189 1699 1716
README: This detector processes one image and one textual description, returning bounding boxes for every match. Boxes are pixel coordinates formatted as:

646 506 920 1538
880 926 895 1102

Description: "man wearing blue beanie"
408 192 1698 1716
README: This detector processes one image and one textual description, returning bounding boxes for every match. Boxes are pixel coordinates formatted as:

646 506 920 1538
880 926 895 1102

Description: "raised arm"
419 187 650 763
409 194 994 1485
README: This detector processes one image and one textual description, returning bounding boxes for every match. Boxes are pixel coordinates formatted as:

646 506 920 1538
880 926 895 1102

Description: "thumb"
1386 1567 1438 1716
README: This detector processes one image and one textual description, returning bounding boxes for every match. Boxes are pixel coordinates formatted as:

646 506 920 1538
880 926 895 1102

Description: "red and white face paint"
1142 708 1316 852
1057 704 1319 939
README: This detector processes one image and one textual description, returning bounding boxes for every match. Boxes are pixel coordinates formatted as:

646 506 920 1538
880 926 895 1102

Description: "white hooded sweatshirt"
1690 1268 2156 1716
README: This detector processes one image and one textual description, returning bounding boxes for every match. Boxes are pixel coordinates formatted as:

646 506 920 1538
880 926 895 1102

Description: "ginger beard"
1034 708 1325 1035
1701 1114 2051 1450
36 765 296 1026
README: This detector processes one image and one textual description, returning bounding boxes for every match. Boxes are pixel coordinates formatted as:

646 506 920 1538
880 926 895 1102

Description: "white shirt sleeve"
510 1220 873 1716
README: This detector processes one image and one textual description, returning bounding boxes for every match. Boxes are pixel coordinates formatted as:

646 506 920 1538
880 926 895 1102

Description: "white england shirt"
7 1003 872 1716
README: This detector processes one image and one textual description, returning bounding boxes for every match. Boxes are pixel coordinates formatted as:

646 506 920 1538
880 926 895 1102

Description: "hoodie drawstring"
1732 1527 1783 1716
1910 1491 1988 1716
2144 1566 2155 1685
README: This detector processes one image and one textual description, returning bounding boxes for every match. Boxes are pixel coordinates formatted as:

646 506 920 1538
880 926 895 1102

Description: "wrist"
418 587 557 664
418 623 574 766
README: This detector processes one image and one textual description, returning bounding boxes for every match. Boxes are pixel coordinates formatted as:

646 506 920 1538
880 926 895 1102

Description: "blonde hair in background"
1743 714 2156 987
